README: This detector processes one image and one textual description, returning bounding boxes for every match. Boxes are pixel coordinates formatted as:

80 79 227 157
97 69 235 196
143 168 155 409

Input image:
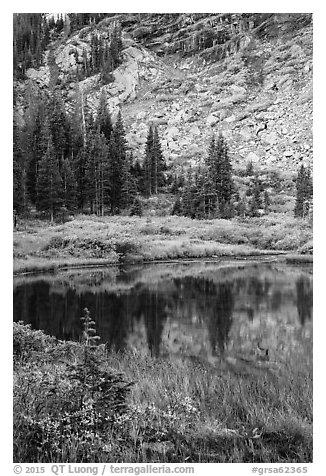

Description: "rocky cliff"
15 13 313 175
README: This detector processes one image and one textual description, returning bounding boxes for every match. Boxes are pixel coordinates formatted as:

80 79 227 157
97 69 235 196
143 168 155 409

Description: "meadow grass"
13 322 312 463
13 213 312 274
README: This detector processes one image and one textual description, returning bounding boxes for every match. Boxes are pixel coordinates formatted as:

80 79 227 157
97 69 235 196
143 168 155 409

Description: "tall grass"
14 322 312 463
13 214 312 274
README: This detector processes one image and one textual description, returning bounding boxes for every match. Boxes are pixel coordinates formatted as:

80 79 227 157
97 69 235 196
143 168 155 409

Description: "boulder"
284 149 294 157
122 46 144 61
206 114 219 127
224 114 236 123
168 141 179 151
260 131 278 145
239 129 252 141
136 111 147 120
277 74 292 87
189 125 200 135
304 62 312 73
229 84 246 95
246 152 260 164
179 138 191 147
166 126 179 139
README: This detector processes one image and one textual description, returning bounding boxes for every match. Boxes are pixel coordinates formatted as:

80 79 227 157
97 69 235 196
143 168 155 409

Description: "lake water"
13 259 312 363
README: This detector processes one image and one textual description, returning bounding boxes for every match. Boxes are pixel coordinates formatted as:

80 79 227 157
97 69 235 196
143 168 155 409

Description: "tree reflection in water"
13 265 312 357
296 276 313 326
207 282 234 356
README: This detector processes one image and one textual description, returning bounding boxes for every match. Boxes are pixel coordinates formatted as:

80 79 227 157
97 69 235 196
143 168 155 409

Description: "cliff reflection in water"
13 263 313 359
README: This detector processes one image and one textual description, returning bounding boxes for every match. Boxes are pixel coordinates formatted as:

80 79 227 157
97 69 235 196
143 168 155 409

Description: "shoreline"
13 214 313 276
13 251 312 277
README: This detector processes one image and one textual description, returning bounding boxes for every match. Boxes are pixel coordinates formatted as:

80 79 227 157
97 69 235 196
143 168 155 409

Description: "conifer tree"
84 129 110 215
23 89 47 205
69 87 90 211
36 124 63 221
264 190 270 213
101 43 114 84
294 165 313 218
206 133 234 217
143 124 154 196
109 23 123 69
143 125 166 196
130 197 143 217
152 126 166 193
249 176 263 217
131 159 144 195
181 168 196 218
108 111 128 214
215 133 233 214
61 158 77 212
200 166 217 219
94 91 113 142
47 92 69 166
121 152 137 209
171 196 182 215
13 121 25 213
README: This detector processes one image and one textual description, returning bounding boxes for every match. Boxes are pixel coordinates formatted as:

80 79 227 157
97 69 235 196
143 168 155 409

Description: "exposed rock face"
17 13 312 173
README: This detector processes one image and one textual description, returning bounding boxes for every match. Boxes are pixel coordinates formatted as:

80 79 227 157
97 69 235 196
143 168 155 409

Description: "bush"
14 322 55 362
43 236 70 250
115 239 139 257
14 317 133 463
130 198 143 217
71 238 115 258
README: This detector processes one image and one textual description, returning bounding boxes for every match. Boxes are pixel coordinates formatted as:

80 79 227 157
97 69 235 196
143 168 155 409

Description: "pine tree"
143 124 154 196
143 125 166 196
206 133 234 217
61 158 77 212
101 42 114 84
294 165 313 218
294 165 305 217
47 92 69 166
108 111 128 214
192 165 207 219
200 166 217 219
84 129 110 215
130 197 143 217
36 124 63 221
121 152 137 209
249 176 263 217
13 120 26 213
109 23 123 69
94 91 113 142
171 196 182 215
181 168 196 218
68 87 90 211
23 88 47 205
263 190 270 213
13 14 51 79
131 159 144 195
152 126 166 193
215 133 233 215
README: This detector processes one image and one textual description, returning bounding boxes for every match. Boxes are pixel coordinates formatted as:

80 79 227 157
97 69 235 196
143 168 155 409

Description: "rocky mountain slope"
16 13 313 176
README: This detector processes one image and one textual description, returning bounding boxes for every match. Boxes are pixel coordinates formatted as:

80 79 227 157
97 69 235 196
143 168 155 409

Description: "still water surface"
13 260 312 362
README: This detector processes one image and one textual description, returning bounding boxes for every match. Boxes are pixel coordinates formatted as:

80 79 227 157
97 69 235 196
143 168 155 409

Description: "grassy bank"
13 214 312 274
14 321 312 463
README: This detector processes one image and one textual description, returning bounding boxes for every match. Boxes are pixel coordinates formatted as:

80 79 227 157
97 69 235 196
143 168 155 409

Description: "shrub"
130 198 143 217
13 315 133 463
13 322 55 362
115 239 139 257
43 236 70 250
